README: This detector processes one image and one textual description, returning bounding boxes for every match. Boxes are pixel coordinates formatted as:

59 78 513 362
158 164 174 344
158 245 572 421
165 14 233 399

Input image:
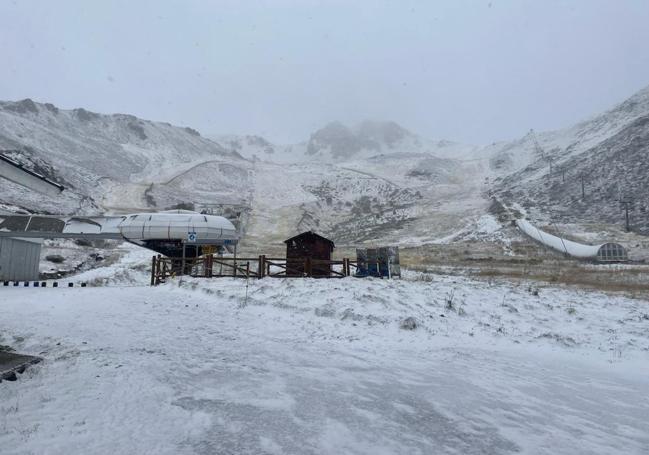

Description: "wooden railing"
150 255 364 285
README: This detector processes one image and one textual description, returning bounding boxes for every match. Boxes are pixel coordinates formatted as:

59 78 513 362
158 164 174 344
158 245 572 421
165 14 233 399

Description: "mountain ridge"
2 84 649 245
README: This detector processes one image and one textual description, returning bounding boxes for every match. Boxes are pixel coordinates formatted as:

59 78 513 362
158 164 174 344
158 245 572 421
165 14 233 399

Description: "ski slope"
1 248 648 454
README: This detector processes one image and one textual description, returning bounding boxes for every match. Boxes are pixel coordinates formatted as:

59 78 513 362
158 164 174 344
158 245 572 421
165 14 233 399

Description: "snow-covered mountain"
490 86 649 175
209 134 277 162
212 120 481 164
0 99 247 214
2 84 649 249
303 120 483 163
490 85 649 233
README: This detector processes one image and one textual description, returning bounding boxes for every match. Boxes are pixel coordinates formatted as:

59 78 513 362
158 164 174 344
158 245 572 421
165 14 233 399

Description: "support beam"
0 154 64 197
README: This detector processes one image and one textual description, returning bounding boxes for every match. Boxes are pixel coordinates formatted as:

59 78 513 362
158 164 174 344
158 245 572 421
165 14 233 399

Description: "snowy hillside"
0 99 245 214
2 85 649 248
210 134 277 162
212 121 482 164
489 85 649 175
491 86 649 234
1 249 648 453
0 102 491 246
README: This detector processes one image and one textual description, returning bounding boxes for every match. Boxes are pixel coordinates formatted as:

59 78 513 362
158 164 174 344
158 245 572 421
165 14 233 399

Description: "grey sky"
2 0 649 144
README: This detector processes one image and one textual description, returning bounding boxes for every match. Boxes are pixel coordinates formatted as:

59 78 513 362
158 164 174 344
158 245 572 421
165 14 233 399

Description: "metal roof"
0 153 65 195
284 231 335 247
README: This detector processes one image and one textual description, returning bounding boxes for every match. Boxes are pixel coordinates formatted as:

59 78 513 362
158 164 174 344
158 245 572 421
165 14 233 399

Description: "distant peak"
354 120 413 146
2 98 39 114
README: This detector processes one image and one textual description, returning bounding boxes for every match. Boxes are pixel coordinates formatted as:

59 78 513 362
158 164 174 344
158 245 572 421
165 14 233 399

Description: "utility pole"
530 129 555 177
579 173 586 199
620 198 634 232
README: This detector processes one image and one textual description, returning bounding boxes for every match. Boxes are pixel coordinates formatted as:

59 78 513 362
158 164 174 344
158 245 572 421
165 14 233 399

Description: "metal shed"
0 237 42 281
284 231 335 277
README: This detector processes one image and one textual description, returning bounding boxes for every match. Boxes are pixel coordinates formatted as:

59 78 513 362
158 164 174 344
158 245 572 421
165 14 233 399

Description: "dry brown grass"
401 242 649 298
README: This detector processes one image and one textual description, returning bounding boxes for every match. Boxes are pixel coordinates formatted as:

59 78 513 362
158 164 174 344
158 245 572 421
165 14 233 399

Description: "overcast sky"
2 0 649 144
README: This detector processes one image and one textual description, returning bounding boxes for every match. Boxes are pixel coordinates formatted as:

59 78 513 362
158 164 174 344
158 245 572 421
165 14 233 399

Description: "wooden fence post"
259 255 265 278
151 255 157 286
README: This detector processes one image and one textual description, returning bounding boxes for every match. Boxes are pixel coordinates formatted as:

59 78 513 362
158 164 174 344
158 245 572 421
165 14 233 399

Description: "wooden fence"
150 255 363 285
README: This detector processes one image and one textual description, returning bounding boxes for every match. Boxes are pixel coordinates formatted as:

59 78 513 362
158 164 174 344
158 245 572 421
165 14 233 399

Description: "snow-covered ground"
1 251 648 454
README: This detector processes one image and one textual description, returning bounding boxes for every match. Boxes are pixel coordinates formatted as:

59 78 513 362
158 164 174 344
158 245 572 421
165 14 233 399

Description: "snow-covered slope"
0 99 246 214
490 85 649 175
212 121 482 164
3 84 649 249
2 252 648 454
491 86 649 234
0 103 491 247
209 134 278 162
304 121 482 163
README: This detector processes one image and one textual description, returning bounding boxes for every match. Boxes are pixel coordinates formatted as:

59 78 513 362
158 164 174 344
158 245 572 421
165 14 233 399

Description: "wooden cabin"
284 231 335 277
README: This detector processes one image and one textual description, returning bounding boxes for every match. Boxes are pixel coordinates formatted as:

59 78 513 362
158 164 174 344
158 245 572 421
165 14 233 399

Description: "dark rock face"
45 254 65 263
306 121 416 159
44 103 59 114
400 317 418 330
128 121 148 140
73 108 100 122
306 122 379 158
3 99 39 114
246 135 271 147
357 120 409 148
184 127 201 137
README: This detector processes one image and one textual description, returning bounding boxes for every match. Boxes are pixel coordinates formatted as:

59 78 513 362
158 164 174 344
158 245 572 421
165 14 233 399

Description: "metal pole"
620 199 632 232
181 242 186 276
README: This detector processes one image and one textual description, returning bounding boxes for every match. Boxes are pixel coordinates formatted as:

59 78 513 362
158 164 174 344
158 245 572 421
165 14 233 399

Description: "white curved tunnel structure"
0 210 238 258
516 219 628 262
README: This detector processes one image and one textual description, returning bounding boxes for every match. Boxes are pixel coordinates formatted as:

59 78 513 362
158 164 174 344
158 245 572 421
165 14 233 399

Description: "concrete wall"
0 237 42 281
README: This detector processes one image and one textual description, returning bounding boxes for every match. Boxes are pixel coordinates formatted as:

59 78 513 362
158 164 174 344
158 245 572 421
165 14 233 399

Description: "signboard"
187 231 197 242
355 246 400 278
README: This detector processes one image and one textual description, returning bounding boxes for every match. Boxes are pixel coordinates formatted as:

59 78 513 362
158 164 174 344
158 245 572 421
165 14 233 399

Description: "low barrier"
150 255 368 285
2 281 87 287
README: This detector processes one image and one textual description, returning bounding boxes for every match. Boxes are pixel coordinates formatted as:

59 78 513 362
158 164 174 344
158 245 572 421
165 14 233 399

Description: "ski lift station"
0 152 239 281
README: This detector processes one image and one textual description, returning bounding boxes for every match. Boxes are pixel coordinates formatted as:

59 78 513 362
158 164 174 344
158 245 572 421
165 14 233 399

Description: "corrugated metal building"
0 237 41 281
